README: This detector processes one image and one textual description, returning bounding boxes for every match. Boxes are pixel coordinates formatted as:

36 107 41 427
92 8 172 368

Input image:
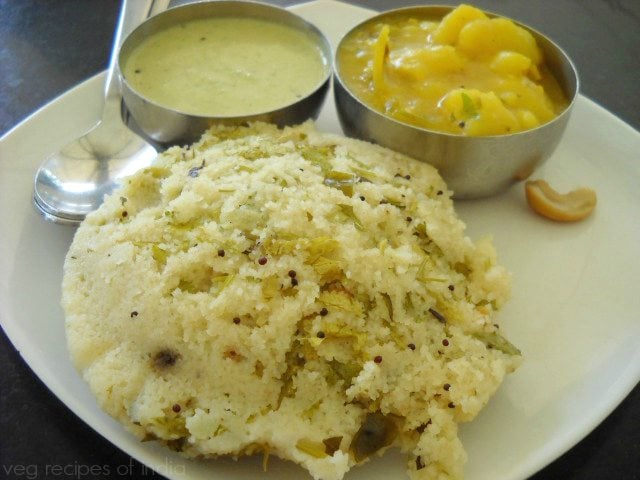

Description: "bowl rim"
333 4 580 140
118 0 333 120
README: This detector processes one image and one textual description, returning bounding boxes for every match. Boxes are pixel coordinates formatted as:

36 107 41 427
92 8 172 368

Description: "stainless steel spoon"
33 0 169 225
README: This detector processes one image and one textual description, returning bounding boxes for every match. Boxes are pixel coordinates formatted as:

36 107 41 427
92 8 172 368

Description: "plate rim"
1 1 639 479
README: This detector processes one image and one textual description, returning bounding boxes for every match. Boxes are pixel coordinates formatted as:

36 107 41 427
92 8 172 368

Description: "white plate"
1 1 639 479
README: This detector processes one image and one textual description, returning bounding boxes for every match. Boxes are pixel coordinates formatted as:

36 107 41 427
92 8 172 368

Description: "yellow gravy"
123 17 327 116
337 4 569 136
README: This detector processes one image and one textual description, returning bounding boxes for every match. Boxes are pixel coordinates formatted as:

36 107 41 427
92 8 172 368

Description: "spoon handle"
103 0 171 115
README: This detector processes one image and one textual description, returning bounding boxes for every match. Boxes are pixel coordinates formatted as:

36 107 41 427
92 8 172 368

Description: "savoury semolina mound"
63 122 521 480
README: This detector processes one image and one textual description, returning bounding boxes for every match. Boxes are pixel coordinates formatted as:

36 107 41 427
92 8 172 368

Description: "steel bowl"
334 5 579 199
118 0 332 146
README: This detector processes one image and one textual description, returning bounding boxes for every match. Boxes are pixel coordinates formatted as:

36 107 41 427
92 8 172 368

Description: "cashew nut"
525 179 596 222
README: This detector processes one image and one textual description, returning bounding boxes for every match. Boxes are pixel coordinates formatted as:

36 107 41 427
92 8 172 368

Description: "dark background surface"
1 1 638 479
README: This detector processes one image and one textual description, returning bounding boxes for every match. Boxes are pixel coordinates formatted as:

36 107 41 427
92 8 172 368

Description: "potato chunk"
490 51 533 76
458 18 542 64
431 4 488 45
389 45 465 79
439 88 519 135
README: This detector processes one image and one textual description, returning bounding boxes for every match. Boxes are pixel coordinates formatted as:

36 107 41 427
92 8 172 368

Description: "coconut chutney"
122 17 328 116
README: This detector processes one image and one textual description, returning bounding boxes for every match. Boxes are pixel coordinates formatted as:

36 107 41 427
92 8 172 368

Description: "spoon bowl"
33 108 157 225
